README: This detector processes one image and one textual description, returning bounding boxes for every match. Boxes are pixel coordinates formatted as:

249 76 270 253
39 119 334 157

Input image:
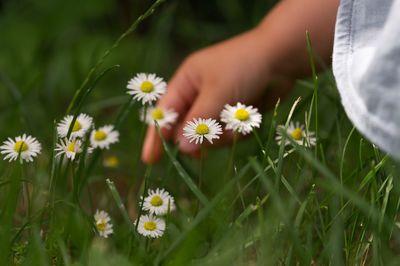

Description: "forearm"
256 0 340 78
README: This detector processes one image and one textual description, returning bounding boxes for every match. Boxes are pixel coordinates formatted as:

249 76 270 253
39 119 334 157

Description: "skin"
142 0 340 164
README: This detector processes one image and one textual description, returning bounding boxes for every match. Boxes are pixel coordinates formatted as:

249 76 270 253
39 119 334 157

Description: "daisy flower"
140 106 178 129
0 134 41 163
127 73 167 105
57 113 93 139
220 102 262 135
55 138 83 160
275 121 316 147
183 118 223 145
90 125 119 150
94 210 113 238
137 214 166 238
143 188 176 216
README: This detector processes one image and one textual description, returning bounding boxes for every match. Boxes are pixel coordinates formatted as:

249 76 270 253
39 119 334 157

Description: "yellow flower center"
234 108 250 121
144 221 157 231
151 108 164 120
103 156 119 168
72 121 82 132
94 130 107 141
14 141 28 152
96 220 107 232
195 123 209 135
140 81 154 93
67 141 76 152
291 128 303 140
150 195 163 207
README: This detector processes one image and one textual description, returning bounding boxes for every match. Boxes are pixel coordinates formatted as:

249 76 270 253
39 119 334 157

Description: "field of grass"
1 0 400 265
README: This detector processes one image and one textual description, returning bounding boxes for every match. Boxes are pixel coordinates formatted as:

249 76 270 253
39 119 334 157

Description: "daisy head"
143 188 176 216
137 214 165 238
220 102 262 135
90 125 119 150
0 134 41 163
55 138 83 161
94 210 113 238
127 73 167 105
57 113 93 139
141 106 178 129
275 121 316 147
183 118 223 145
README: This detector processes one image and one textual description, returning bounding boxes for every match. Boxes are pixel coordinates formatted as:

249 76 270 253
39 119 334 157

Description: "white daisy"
183 118 223 145
0 134 42 163
90 125 119 150
143 188 176 216
57 113 93 139
55 138 83 160
275 121 316 147
137 214 165 238
140 106 178 129
127 73 167 105
220 102 262 135
94 210 113 238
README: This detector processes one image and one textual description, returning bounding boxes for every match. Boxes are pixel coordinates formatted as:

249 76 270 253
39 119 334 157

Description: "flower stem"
128 105 148 216
253 130 266 160
199 144 205 191
194 144 206 214
225 132 238 180
135 164 153 231
22 167 31 220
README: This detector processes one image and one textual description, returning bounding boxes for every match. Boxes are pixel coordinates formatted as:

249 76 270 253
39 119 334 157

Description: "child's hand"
141 28 278 163
141 0 339 163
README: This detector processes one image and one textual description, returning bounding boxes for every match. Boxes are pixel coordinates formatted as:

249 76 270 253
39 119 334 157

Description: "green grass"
1 0 400 265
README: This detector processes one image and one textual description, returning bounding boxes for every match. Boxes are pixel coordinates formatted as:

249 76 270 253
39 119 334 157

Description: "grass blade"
155 123 209 206
106 179 136 234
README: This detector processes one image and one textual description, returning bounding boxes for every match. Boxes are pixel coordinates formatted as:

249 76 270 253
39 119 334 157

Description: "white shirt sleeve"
333 0 400 159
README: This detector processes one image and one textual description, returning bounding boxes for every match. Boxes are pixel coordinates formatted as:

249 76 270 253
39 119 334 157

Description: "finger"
141 126 164 163
141 63 198 164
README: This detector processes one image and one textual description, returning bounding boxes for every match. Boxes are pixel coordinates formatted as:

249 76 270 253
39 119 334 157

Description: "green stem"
114 96 135 130
20 164 31 220
227 133 245 210
199 144 205 191
135 164 153 231
155 123 209 206
237 182 246 211
136 105 148 167
195 144 206 213
129 105 149 213
253 130 266 159
225 132 238 180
